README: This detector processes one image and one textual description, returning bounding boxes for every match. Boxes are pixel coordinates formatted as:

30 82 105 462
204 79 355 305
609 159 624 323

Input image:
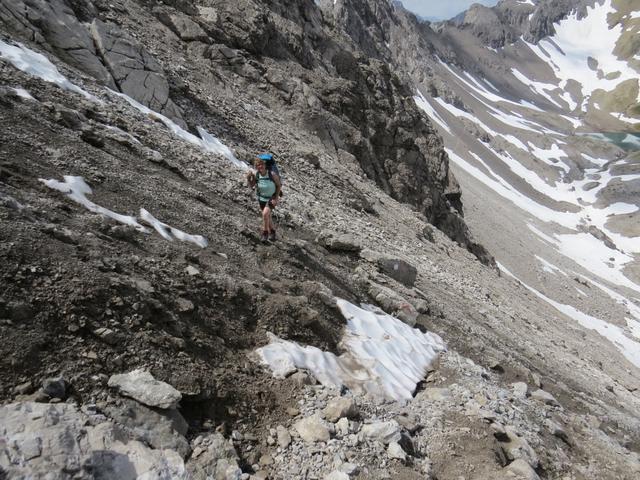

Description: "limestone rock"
316 231 362 252
360 420 402 444
186 432 242 480
387 441 406 461
104 398 190 458
108 369 182 409
294 414 330 443
0 402 186 478
378 258 417 287
158 12 209 42
276 425 291 449
323 397 358 423
530 389 560 407
503 458 541 480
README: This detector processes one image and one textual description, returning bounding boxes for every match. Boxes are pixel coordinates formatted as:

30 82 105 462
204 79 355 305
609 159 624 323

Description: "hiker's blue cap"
258 153 273 161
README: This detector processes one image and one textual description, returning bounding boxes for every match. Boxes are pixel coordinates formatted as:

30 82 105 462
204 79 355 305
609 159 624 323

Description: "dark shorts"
259 199 275 211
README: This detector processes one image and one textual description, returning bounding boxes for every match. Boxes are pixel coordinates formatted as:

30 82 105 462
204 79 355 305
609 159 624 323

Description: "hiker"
246 154 282 242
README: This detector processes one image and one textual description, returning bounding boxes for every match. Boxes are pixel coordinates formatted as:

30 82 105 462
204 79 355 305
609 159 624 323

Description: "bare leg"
262 206 271 233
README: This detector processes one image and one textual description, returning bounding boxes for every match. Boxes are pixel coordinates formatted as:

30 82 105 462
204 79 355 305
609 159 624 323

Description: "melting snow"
256 298 446 402
139 208 208 248
40 176 208 248
499 263 640 368
40 176 147 231
113 92 247 170
0 40 98 101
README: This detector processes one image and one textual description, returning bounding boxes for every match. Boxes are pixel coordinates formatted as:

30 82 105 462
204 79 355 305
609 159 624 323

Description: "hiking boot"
260 231 269 242
269 230 276 241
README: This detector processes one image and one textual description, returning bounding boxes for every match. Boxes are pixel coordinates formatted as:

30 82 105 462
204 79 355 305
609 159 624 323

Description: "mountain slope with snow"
1 1 640 479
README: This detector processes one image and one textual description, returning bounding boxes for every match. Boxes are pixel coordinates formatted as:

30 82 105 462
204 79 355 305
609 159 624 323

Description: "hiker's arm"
272 174 282 201
246 170 256 188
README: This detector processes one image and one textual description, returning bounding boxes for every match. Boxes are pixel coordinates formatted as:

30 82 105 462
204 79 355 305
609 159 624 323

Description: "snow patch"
256 299 446 401
40 176 146 231
140 208 208 248
0 40 98 101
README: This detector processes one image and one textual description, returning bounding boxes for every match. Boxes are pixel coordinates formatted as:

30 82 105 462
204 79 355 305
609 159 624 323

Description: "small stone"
276 425 291 449
339 462 359 476
13 381 34 395
511 382 528 399
185 266 200 276
286 407 300 417
294 414 330 443
325 472 349 480
531 389 560 407
259 454 273 466
504 458 540 479
360 421 401 444
290 371 315 386
336 417 350 437
423 388 450 401
387 442 406 461
323 397 358 423
93 327 118 345
108 369 181 409
176 297 195 313
42 377 67 399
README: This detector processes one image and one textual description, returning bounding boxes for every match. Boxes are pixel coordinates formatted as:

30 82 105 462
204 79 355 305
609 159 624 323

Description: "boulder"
387 441 406 461
104 398 190 458
0 402 186 478
108 369 182 409
276 425 292 449
495 426 539 469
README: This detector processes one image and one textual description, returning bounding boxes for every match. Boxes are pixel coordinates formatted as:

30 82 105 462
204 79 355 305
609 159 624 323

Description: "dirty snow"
256 298 446 402
139 208 208 248
414 90 452 135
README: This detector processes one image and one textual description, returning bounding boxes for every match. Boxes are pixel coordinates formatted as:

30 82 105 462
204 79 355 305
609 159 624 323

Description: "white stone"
108 369 182 409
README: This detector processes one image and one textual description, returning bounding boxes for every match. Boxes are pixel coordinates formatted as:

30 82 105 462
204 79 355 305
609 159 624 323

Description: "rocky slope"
1 0 640 479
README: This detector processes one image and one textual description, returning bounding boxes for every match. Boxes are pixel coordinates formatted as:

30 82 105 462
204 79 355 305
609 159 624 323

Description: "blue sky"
400 0 500 21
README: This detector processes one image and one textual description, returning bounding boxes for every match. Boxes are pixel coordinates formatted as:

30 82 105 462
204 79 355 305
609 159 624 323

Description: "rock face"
0 0 184 124
108 369 182 409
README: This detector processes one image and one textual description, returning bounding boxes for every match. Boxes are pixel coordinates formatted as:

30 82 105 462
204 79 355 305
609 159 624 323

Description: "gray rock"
104 398 190 458
495 426 539 469
108 369 182 409
387 441 406 461
0 402 186 478
158 12 209 42
360 420 402 444
325 472 349 480
276 425 291 449
530 389 560 407
186 432 242 480
323 397 358 423
294 414 330 443
378 258 417 287
503 458 541 480
41 377 66 400
511 382 528 399
367 281 419 326
317 231 362 252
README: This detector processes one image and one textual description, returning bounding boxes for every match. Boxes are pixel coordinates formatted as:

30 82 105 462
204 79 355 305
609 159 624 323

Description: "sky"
400 0 500 21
